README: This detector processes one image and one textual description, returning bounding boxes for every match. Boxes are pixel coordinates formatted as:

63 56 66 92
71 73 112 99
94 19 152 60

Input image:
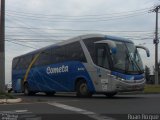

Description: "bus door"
95 43 113 92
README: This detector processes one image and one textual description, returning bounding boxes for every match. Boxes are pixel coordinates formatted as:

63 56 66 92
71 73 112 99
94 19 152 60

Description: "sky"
5 0 160 84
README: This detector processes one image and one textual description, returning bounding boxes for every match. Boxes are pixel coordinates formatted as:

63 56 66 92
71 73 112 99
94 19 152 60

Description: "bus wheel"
14 90 17 93
105 92 117 98
24 83 35 96
8 88 13 93
76 80 92 97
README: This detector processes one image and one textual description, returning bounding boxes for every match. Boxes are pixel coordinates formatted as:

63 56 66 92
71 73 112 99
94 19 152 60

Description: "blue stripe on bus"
111 71 144 80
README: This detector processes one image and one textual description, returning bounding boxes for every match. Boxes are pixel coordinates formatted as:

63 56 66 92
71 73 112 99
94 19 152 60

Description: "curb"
118 92 160 95
0 98 22 104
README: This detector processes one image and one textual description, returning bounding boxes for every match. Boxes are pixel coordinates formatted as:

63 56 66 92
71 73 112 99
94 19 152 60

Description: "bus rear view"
12 34 150 97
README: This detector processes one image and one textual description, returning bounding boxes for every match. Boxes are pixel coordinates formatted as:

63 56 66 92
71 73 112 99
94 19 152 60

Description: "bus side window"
34 51 51 67
24 55 33 69
53 46 65 63
64 41 87 63
16 57 24 70
12 58 20 70
96 44 109 69
83 37 104 64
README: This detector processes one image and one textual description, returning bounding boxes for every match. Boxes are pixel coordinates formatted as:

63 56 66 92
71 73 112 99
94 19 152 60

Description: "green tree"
145 66 151 84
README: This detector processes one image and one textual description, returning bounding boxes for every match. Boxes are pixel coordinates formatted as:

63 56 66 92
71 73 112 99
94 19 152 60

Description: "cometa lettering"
47 65 69 74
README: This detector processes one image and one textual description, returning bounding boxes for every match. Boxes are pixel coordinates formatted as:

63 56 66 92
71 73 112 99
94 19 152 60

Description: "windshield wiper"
125 45 144 74
128 54 143 74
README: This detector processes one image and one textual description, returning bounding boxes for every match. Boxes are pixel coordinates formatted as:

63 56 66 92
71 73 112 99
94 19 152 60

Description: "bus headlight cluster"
118 78 125 81
120 78 125 81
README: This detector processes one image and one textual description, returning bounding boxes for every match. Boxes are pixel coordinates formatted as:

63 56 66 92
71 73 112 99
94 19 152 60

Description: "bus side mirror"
94 40 117 54
136 45 150 57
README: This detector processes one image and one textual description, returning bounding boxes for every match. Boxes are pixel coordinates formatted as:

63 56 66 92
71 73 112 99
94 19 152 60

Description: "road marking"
48 102 115 120
0 109 32 114
0 110 41 120
14 110 28 113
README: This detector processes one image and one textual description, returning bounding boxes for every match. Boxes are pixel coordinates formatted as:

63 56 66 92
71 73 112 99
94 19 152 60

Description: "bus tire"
8 88 13 93
76 80 92 97
14 90 17 93
105 92 117 98
24 83 35 96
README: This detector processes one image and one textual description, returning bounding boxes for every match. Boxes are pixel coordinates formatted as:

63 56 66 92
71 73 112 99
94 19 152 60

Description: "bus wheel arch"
75 78 92 97
24 82 29 95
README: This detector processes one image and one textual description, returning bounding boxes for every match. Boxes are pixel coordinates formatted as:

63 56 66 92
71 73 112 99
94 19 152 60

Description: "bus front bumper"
113 79 145 92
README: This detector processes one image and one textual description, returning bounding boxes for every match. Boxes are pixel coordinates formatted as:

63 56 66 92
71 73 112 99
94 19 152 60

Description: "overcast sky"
5 0 160 84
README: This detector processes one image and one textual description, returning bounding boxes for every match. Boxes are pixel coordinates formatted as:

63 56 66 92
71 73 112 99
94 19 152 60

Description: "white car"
6 83 12 93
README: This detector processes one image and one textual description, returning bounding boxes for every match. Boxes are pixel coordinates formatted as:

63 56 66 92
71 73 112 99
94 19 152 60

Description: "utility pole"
151 5 160 85
0 0 5 92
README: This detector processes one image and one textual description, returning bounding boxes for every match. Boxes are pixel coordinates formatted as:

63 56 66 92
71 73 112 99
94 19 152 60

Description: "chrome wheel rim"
80 83 87 95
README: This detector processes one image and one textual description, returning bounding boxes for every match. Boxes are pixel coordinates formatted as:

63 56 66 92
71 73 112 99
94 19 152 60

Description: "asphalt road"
0 93 160 120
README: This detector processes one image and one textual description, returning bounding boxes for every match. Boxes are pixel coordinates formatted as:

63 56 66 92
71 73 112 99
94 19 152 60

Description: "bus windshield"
111 41 144 74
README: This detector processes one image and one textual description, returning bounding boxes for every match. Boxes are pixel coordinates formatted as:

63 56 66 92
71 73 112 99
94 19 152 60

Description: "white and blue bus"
12 34 150 97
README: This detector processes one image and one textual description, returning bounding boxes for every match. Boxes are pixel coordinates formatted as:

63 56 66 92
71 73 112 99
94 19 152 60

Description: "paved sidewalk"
0 98 22 104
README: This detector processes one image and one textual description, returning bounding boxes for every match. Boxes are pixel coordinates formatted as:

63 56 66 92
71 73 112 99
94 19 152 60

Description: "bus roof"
14 34 133 59
105 35 133 43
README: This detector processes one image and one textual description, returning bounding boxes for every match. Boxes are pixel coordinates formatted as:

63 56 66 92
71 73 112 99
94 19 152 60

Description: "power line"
5 31 154 37
7 16 61 41
6 12 147 22
5 32 155 39
5 36 155 43
6 7 151 18
6 40 37 49
6 26 153 33
5 10 148 20
5 38 65 42
5 34 72 38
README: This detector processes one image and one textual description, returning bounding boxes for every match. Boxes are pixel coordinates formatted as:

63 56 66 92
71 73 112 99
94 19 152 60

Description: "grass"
0 92 16 99
144 85 160 93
